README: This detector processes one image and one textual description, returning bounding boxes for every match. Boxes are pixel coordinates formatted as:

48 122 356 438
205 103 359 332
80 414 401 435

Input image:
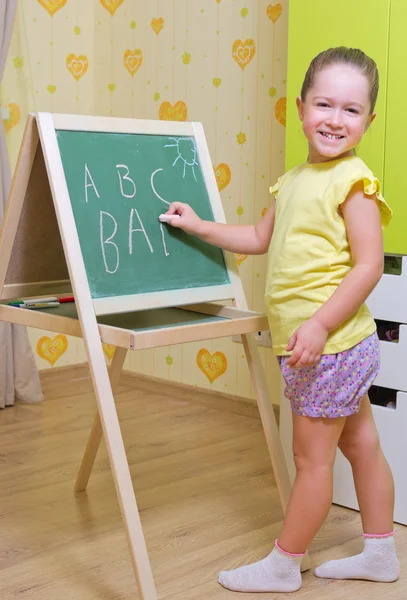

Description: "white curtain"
0 0 43 408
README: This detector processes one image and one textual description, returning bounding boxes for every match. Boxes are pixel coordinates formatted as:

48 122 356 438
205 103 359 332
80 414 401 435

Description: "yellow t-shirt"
265 156 392 356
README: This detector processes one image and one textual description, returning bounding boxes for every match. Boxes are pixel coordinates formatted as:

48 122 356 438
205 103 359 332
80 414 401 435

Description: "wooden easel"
0 113 301 599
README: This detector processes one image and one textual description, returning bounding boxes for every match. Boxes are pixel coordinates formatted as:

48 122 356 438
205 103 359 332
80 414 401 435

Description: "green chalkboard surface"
56 130 229 300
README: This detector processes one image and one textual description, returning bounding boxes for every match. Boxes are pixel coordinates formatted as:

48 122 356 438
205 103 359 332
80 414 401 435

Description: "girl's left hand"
285 317 329 369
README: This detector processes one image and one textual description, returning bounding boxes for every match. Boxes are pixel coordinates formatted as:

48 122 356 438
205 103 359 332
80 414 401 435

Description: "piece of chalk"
158 214 180 223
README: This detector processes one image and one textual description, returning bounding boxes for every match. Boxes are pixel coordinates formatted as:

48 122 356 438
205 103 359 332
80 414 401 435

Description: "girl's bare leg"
338 394 394 533
218 412 346 593
315 395 400 582
278 412 346 552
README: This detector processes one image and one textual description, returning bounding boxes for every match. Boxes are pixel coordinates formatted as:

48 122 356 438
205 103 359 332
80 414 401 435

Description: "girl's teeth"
321 132 342 140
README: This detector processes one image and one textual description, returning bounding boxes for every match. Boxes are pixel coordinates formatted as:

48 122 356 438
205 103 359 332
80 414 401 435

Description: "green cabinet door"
383 0 407 254
285 0 390 185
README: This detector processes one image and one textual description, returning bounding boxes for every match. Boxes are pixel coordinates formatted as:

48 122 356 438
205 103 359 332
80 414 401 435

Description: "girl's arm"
314 180 384 330
287 181 384 368
165 199 276 255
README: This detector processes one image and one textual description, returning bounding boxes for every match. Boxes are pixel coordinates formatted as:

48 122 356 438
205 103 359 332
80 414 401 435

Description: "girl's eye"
346 108 359 114
317 102 329 107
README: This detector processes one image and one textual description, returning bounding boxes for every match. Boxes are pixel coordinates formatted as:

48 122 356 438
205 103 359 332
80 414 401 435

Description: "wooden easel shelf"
0 301 269 350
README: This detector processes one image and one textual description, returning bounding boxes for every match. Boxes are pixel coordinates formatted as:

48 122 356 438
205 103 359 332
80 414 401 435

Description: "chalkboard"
55 130 230 300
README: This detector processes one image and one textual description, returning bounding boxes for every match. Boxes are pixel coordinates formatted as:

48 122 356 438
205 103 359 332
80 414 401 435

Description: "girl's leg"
315 395 400 582
337 394 394 533
218 411 345 593
278 411 346 552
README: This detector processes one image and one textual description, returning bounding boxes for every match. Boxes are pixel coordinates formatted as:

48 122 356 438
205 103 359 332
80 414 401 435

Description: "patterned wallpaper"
1 0 287 403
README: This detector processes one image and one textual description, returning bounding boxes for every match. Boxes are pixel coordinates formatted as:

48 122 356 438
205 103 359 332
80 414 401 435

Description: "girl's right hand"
164 202 203 236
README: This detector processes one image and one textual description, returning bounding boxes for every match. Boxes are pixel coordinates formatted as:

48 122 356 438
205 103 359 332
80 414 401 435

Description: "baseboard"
38 362 279 421
39 362 89 377
121 369 265 418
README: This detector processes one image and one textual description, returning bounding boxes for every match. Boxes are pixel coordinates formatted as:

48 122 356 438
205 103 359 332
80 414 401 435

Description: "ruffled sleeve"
269 172 287 198
335 165 392 229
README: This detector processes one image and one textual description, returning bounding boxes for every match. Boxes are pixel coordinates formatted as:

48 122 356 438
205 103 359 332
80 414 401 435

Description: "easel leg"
241 334 311 571
75 347 127 492
85 345 157 598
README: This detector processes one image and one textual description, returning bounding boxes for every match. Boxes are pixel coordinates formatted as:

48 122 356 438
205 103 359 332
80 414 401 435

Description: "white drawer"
367 256 407 323
375 325 407 391
333 393 407 526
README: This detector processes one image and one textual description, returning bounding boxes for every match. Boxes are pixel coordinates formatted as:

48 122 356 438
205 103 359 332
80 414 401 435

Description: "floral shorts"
277 332 380 418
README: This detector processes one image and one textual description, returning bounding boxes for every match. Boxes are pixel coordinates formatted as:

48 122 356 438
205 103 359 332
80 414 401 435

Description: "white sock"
314 533 400 583
218 542 303 593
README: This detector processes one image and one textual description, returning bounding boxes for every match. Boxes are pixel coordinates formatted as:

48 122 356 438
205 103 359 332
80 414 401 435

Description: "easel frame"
41 112 239 316
0 113 303 599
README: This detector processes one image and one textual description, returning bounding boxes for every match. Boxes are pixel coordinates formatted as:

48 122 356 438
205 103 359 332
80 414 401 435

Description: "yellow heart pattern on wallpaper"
232 39 256 71
267 3 283 23
100 0 124 16
196 349 228 384
66 54 89 81
37 0 67 17
3 103 20 134
47 85 56 94
37 334 68 366
213 77 222 88
275 96 287 127
3 102 21 133
102 343 116 360
214 163 231 192
235 253 248 267
123 49 143 76
151 17 164 35
159 101 188 121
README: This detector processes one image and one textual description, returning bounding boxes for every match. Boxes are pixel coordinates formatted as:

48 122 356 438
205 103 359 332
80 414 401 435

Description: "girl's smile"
318 132 344 141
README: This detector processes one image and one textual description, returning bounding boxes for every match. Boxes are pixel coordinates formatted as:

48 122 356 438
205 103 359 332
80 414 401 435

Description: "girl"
165 47 400 593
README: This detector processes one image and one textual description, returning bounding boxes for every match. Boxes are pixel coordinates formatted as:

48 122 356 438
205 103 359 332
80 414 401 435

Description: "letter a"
84 164 100 203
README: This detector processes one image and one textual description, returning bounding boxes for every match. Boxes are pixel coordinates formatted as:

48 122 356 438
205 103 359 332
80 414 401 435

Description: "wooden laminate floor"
0 365 405 599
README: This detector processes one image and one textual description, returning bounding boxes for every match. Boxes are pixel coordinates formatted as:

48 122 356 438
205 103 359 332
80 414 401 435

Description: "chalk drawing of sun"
164 137 199 181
